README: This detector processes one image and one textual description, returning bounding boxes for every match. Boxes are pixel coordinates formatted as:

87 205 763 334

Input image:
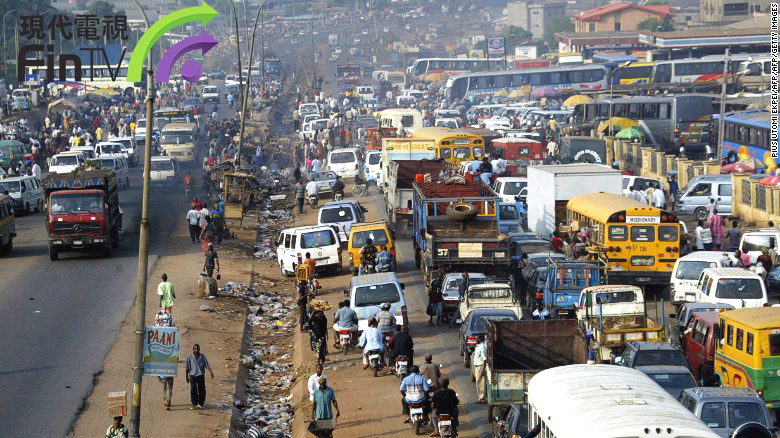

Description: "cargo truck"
379 138 436 189
526 164 622 240
385 159 446 231
484 319 587 420
43 169 122 261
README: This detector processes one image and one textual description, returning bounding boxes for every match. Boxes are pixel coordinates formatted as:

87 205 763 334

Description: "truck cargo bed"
488 320 587 370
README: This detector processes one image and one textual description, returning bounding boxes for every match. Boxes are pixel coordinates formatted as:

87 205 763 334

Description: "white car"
435 118 459 129
202 85 219 103
299 118 329 141
94 156 130 188
276 225 342 276
49 152 86 174
493 177 528 203
95 142 130 162
109 137 139 167
150 156 178 185
327 148 362 179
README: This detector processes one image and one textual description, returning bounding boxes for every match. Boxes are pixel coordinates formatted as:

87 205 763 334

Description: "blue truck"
542 259 604 319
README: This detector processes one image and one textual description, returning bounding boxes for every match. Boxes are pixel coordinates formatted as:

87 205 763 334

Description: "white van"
364 151 382 183
94 156 130 188
622 175 662 196
695 267 768 308
0 175 43 214
150 156 178 185
671 252 734 304
327 148 362 178
70 146 96 160
356 86 374 100
396 96 416 106
677 175 732 220
49 152 86 174
739 230 780 264
493 177 528 203
110 136 138 167
96 142 130 161
277 225 342 276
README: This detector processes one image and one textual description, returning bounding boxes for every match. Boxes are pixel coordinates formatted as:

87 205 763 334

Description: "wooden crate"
108 391 127 417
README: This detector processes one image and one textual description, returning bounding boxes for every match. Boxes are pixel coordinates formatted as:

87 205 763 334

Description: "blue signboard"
143 326 180 377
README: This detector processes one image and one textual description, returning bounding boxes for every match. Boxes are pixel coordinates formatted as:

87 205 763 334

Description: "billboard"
143 326 180 377
488 38 505 56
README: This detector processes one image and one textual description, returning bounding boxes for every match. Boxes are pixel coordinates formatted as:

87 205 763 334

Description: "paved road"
0 101 235 437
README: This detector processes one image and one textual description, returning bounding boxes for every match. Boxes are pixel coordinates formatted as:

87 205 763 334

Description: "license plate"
340 334 350 340
410 407 423 415
397 361 407 366
73 240 83 245
439 420 451 426
369 354 380 360
612 265 623 271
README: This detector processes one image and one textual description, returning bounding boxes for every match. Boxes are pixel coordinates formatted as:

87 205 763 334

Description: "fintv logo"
17 2 219 84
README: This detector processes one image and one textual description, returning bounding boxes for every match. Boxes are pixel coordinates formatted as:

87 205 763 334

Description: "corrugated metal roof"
576 2 673 21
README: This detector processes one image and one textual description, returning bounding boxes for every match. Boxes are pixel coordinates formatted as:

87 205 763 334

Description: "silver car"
310 171 339 194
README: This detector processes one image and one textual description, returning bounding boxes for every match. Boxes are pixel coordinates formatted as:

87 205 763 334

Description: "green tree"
505 25 533 53
636 17 675 31
543 17 574 48
642 0 669 5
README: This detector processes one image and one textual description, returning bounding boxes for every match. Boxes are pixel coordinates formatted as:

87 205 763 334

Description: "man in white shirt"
490 156 506 175
532 302 550 320
652 183 666 209
472 335 488 403
307 363 328 402
199 203 210 224
632 186 648 204
306 179 319 198
186 207 201 243
695 220 713 250
311 158 321 173
31 162 41 179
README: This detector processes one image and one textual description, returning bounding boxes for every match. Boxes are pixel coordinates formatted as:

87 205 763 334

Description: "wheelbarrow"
307 418 336 437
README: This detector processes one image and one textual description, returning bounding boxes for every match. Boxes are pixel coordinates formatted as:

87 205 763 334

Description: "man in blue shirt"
376 245 393 272
332 299 358 349
357 317 385 369
400 365 430 423
312 376 340 424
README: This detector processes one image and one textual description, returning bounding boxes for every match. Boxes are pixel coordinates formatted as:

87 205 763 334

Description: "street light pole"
608 60 633 136
228 0 245 113
128 1 154 436
716 47 730 162
3 9 17 80
237 0 268 171
310 17 316 89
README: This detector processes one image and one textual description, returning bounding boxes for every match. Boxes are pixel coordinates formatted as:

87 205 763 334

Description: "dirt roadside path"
285 186 487 438
71 200 255 438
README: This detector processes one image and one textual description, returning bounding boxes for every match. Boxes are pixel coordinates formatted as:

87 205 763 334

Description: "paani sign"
626 216 660 224
143 326 180 377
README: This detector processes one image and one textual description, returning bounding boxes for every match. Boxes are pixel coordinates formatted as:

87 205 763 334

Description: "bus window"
568 70 583 83
401 116 414 127
549 71 562 84
439 148 452 159
654 64 671 83
631 226 655 242
727 324 734 346
736 328 744 351
613 104 627 118
658 226 678 242
659 103 671 119
474 147 485 158
597 104 609 118
609 225 627 241
453 148 471 159
642 104 658 119
628 104 641 119
746 332 754 355
530 73 544 85
582 69 604 82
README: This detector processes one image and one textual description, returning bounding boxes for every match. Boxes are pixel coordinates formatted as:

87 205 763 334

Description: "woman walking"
200 216 215 252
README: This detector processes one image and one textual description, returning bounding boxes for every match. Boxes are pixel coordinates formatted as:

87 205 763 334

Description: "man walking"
428 272 444 327
472 335 488 404
312 376 340 437
449 273 469 328
203 244 220 278
187 205 201 243
157 273 175 316
295 180 306 214
308 362 328 402
186 344 214 409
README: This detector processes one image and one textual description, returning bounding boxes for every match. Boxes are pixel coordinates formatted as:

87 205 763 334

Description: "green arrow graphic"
127 1 218 82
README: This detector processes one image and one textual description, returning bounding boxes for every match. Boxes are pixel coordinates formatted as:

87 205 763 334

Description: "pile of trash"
253 208 294 261
230 278 298 438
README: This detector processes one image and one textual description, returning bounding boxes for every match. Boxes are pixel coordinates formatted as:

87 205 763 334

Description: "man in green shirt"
312 376 340 428
157 273 176 315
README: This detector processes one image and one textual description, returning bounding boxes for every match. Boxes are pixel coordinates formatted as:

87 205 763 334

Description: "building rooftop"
575 2 673 22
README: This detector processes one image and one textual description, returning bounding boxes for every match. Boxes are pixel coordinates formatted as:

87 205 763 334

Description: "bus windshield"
161 133 193 144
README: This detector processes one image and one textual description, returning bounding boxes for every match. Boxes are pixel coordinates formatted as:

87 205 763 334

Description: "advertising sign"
143 326 180 377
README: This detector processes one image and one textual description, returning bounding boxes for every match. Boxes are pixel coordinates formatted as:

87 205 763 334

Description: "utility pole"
260 11 265 92
128 1 154 436
310 17 316 90
237 0 268 171
716 47 730 162
228 0 245 113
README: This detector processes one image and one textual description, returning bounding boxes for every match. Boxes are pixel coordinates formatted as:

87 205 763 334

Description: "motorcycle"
433 413 455 437
308 194 319 208
339 329 352 355
408 400 427 435
382 330 394 361
376 262 393 273
395 355 409 379
367 349 383 377
334 191 344 201
359 262 376 275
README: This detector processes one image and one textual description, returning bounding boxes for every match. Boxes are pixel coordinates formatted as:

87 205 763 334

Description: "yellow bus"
0 195 15 254
715 308 780 414
566 192 680 287
160 122 200 167
618 62 655 85
409 127 485 166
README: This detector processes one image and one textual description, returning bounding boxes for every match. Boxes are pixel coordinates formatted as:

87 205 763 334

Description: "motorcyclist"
376 245 393 272
358 237 378 275
431 377 460 437
357 317 384 369
400 365 430 425
332 299 358 348
376 302 397 334
332 175 345 200
389 325 414 372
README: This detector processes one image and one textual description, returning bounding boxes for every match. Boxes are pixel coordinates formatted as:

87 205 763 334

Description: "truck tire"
446 202 477 221
49 247 58 261
694 207 707 221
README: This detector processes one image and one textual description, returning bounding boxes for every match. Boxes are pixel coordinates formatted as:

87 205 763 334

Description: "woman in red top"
551 231 564 253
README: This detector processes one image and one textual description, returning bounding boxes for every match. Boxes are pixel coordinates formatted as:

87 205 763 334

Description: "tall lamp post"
3 9 17 79
608 60 633 136
228 0 245 113
237 0 268 171
127 1 154 436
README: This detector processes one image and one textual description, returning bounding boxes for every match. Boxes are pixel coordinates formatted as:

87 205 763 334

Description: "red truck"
43 169 122 261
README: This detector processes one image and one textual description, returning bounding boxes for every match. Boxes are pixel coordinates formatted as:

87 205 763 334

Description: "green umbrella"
615 127 645 139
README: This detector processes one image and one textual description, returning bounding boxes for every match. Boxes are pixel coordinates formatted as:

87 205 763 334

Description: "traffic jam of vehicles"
1 1 778 437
